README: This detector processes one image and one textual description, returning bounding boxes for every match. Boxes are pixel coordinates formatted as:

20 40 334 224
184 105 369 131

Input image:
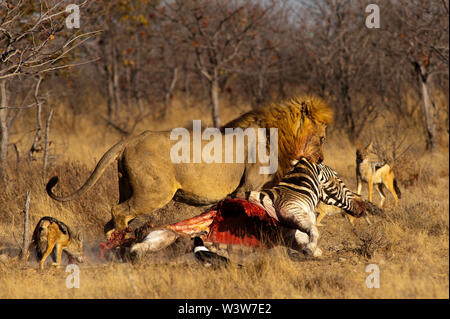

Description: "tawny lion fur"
226 96 334 182
46 95 333 236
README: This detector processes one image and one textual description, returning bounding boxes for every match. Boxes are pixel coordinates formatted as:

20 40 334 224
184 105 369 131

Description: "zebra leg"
280 227 322 257
288 209 322 257
303 224 322 257
280 228 308 251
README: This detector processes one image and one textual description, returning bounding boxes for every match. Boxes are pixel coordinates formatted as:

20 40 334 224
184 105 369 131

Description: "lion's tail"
46 138 129 202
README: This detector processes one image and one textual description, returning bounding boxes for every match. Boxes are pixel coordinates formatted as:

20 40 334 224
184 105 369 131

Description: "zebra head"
318 165 366 218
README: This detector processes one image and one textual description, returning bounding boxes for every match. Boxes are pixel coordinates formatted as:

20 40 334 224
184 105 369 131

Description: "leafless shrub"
302 273 349 294
390 201 448 236
354 225 391 259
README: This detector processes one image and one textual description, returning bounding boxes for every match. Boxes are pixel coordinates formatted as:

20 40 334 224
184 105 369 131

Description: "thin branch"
37 58 100 76
0 58 100 80
43 108 53 172
0 102 38 110
100 116 130 136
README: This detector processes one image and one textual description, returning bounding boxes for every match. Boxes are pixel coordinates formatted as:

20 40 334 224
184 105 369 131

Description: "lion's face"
301 122 327 164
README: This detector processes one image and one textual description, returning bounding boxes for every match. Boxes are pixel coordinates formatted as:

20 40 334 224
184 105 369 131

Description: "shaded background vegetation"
1 0 448 174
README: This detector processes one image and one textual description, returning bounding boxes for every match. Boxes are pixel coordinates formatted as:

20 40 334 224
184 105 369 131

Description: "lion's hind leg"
315 210 327 226
106 183 179 237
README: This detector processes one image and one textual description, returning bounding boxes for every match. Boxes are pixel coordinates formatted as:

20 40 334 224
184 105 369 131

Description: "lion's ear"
76 231 83 242
290 159 299 166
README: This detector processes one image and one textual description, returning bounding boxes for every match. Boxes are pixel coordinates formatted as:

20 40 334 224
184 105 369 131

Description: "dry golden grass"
0 95 448 299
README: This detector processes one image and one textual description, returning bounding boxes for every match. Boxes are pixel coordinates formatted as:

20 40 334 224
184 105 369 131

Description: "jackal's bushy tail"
393 178 401 199
31 220 49 260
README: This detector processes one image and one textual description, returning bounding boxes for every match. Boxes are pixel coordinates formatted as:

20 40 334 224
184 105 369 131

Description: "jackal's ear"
355 140 361 150
365 141 373 152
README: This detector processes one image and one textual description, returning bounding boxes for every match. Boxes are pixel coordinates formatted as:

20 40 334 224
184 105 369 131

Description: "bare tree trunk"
106 70 115 120
414 62 437 150
124 64 132 126
256 63 265 105
43 108 53 173
421 77 437 150
183 64 190 100
162 67 179 118
341 82 356 141
421 80 437 150
135 42 144 114
278 76 286 100
201 73 209 103
255 36 265 105
29 76 43 160
165 67 178 106
13 143 19 163
0 80 8 179
126 64 131 113
105 55 115 120
105 40 120 122
210 74 221 128
20 191 31 260
137 95 144 114
112 43 121 122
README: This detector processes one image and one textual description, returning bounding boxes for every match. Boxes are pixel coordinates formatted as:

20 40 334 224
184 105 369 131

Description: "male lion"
46 96 333 236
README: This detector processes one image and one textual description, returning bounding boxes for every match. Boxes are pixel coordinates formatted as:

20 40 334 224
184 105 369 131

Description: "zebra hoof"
303 246 322 258
313 247 322 257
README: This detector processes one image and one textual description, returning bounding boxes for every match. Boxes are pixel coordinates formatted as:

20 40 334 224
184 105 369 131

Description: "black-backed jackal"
25 216 84 269
356 142 401 208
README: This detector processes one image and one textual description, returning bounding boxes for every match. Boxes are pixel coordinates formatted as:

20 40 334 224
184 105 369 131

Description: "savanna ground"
0 94 448 299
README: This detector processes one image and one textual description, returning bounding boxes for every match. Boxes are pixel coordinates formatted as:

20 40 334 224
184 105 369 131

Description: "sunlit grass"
0 96 448 298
